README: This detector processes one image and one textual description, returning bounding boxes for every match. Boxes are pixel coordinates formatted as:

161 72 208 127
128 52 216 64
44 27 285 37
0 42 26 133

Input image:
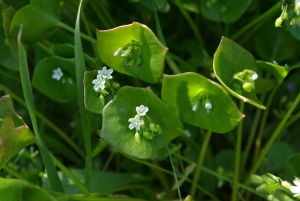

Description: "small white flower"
136 105 149 116
52 68 63 81
291 178 300 197
92 75 106 91
98 66 113 79
251 73 258 80
128 115 144 130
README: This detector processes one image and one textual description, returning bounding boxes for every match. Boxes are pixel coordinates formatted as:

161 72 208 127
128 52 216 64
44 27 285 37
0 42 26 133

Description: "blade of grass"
74 0 92 190
190 130 212 198
18 25 64 192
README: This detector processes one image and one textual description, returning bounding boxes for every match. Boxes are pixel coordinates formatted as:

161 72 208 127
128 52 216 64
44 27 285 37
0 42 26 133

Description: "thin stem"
59 21 97 44
252 84 280 168
231 101 244 201
36 42 54 55
0 69 20 82
3 165 30 182
231 2 281 40
90 1 111 29
167 52 194 72
166 55 182 74
50 153 90 194
283 111 300 130
4 87 85 159
245 92 300 185
175 0 205 48
96 1 116 28
190 130 212 197
81 12 98 59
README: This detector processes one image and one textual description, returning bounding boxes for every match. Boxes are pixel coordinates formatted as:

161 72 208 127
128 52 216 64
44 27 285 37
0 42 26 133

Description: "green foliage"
97 22 168 83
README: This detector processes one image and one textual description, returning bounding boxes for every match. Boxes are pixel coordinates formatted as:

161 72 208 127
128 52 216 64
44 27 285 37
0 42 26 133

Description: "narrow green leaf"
9 0 61 43
18 25 64 192
97 22 168 83
213 37 266 109
161 73 243 133
257 60 291 84
74 0 92 190
101 86 183 159
32 56 77 103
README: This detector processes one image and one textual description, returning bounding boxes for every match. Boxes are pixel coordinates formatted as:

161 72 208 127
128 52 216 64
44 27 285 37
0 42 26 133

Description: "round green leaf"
161 73 243 133
84 71 115 114
101 86 183 159
213 37 266 109
9 0 60 43
201 0 251 23
97 22 168 84
32 56 77 103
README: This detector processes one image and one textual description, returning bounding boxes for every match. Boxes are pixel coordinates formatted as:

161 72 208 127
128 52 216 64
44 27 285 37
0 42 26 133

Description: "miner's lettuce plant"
1 0 300 201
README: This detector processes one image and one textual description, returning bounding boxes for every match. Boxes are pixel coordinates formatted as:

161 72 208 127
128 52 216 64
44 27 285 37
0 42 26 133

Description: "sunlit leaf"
201 0 251 23
32 56 77 103
101 86 183 159
9 0 61 43
97 22 168 83
0 96 36 169
213 37 266 109
161 73 243 133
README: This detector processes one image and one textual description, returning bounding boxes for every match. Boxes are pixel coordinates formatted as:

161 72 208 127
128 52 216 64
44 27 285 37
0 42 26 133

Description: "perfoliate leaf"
97 22 168 84
161 73 243 133
101 86 183 159
213 37 266 109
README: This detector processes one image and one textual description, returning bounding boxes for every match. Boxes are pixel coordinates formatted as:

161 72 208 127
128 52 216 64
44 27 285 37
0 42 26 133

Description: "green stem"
3 164 30 182
175 0 205 48
75 0 92 190
36 42 54 55
18 25 64 192
81 12 98 59
190 130 212 197
246 92 300 185
59 21 97 44
50 153 90 194
90 1 111 29
4 87 85 159
0 69 20 82
231 2 281 40
283 111 300 130
96 1 117 28
231 101 244 201
92 140 108 158
252 84 280 168
167 52 194 72
165 55 182 74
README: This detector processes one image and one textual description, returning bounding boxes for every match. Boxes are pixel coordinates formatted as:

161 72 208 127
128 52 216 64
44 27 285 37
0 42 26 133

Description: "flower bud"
243 82 254 92
99 94 105 105
121 48 132 57
112 81 120 89
156 124 163 134
114 47 123 56
135 132 141 143
150 123 158 132
204 99 212 113
143 131 154 140
275 17 282 27
184 195 192 201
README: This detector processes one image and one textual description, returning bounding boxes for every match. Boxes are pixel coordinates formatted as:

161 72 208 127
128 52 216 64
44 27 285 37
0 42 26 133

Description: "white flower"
136 105 149 116
52 68 63 81
92 75 106 91
128 115 144 130
251 73 258 80
291 178 300 197
98 66 113 79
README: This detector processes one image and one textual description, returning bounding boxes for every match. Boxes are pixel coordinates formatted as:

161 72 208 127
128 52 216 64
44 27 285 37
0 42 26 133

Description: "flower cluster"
191 90 212 113
251 173 300 200
233 69 258 93
114 40 142 67
275 0 300 27
128 105 163 143
92 66 119 105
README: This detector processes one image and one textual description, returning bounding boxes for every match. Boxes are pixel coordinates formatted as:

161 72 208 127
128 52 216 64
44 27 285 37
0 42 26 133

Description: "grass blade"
74 0 92 190
17 25 64 192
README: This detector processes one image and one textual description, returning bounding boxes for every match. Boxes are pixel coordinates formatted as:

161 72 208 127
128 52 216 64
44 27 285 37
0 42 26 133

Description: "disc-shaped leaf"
9 0 60 43
84 71 115 114
101 86 183 159
32 56 77 103
201 0 251 23
0 96 36 169
97 22 168 84
161 73 243 133
213 37 266 109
